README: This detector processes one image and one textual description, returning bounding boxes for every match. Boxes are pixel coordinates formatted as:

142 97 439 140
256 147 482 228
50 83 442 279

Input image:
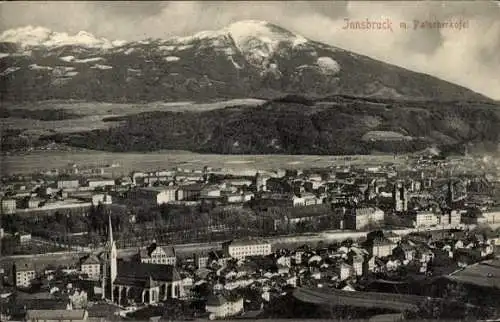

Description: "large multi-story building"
131 186 178 205
223 239 272 259
1 198 16 215
413 211 439 228
483 207 500 224
57 179 80 190
343 207 385 230
440 210 462 227
178 184 205 201
13 261 36 288
86 179 116 189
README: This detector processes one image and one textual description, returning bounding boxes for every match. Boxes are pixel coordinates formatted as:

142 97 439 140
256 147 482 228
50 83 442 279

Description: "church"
100 216 184 306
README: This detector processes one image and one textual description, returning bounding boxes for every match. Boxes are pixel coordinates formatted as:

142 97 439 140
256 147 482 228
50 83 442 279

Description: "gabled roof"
373 237 394 246
228 238 270 247
15 261 35 272
115 261 181 284
80 254 100 265
145 245 176 257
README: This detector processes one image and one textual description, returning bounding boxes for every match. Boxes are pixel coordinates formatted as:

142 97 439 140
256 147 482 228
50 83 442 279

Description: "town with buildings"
1 150 500 321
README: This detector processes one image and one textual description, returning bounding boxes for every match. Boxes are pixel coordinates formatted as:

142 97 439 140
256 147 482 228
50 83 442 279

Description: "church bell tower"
102 215 118 301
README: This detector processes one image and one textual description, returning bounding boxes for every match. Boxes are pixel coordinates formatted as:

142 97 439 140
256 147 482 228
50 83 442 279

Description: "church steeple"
108 215 114 245
108 215 118 302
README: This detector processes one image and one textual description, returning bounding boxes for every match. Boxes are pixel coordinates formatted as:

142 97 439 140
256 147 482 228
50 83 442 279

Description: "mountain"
0 20 491 102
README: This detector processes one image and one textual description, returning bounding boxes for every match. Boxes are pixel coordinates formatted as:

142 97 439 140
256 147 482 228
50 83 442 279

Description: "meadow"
1 149 401 176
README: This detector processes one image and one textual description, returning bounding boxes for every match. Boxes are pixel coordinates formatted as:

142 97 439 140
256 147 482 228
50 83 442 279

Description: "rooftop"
115 261 181 284
138 186 178 193
228 238 270 247
26 309 88 320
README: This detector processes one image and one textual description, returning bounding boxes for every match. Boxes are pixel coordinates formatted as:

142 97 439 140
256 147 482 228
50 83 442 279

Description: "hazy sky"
1 1 499 99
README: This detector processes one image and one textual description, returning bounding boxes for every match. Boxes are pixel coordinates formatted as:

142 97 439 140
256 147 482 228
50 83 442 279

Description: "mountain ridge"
0 20 491 102
39 94 499 156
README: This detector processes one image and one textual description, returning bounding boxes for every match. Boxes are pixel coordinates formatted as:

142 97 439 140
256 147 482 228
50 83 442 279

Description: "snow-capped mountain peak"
223 20 309 68
0 26 125 49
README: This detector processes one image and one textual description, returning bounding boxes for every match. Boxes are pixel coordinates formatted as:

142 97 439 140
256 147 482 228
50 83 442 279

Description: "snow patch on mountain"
0 26 124 49
52 66 77 77
173 30 226 44
0 66 20 76
123 48 135 55
91 64 113 70
293 36 308 47
159 45 175 51
73 57 105 63
29 64 53 71
164 56 180 62
317 57 340 74
0 53 10 59
228 56 243 69
228 21 304 47
60 56 75 62
112 40 127 47
176 45 193 51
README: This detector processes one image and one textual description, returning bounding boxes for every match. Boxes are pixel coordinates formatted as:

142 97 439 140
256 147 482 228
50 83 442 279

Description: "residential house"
335 263 354 281
386 258 402 271
480 244 494 257
347 253 364 276
392 243 417 262
417 247 435 263
80 255 101 281
371 238 396 258
194 252 209 269
385 231 402 244
205 294 243 319
483 207 500 224
276 255 292 268
91 194 112 206
208 250 231 268
139 244 177 266
484 230 500 246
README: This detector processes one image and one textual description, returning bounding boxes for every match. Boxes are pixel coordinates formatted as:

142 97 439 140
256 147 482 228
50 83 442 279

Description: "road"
3 224 478 264
31 236 93 253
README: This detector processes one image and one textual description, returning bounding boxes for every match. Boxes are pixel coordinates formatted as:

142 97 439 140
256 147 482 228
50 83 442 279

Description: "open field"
0 150 402 175
447 258 500 289
293 287 427 311
0 115 123 132
3 99 266 115
0 99 266 135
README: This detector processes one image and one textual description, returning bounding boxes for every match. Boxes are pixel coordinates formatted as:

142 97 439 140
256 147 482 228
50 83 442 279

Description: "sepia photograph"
0 1 499 321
